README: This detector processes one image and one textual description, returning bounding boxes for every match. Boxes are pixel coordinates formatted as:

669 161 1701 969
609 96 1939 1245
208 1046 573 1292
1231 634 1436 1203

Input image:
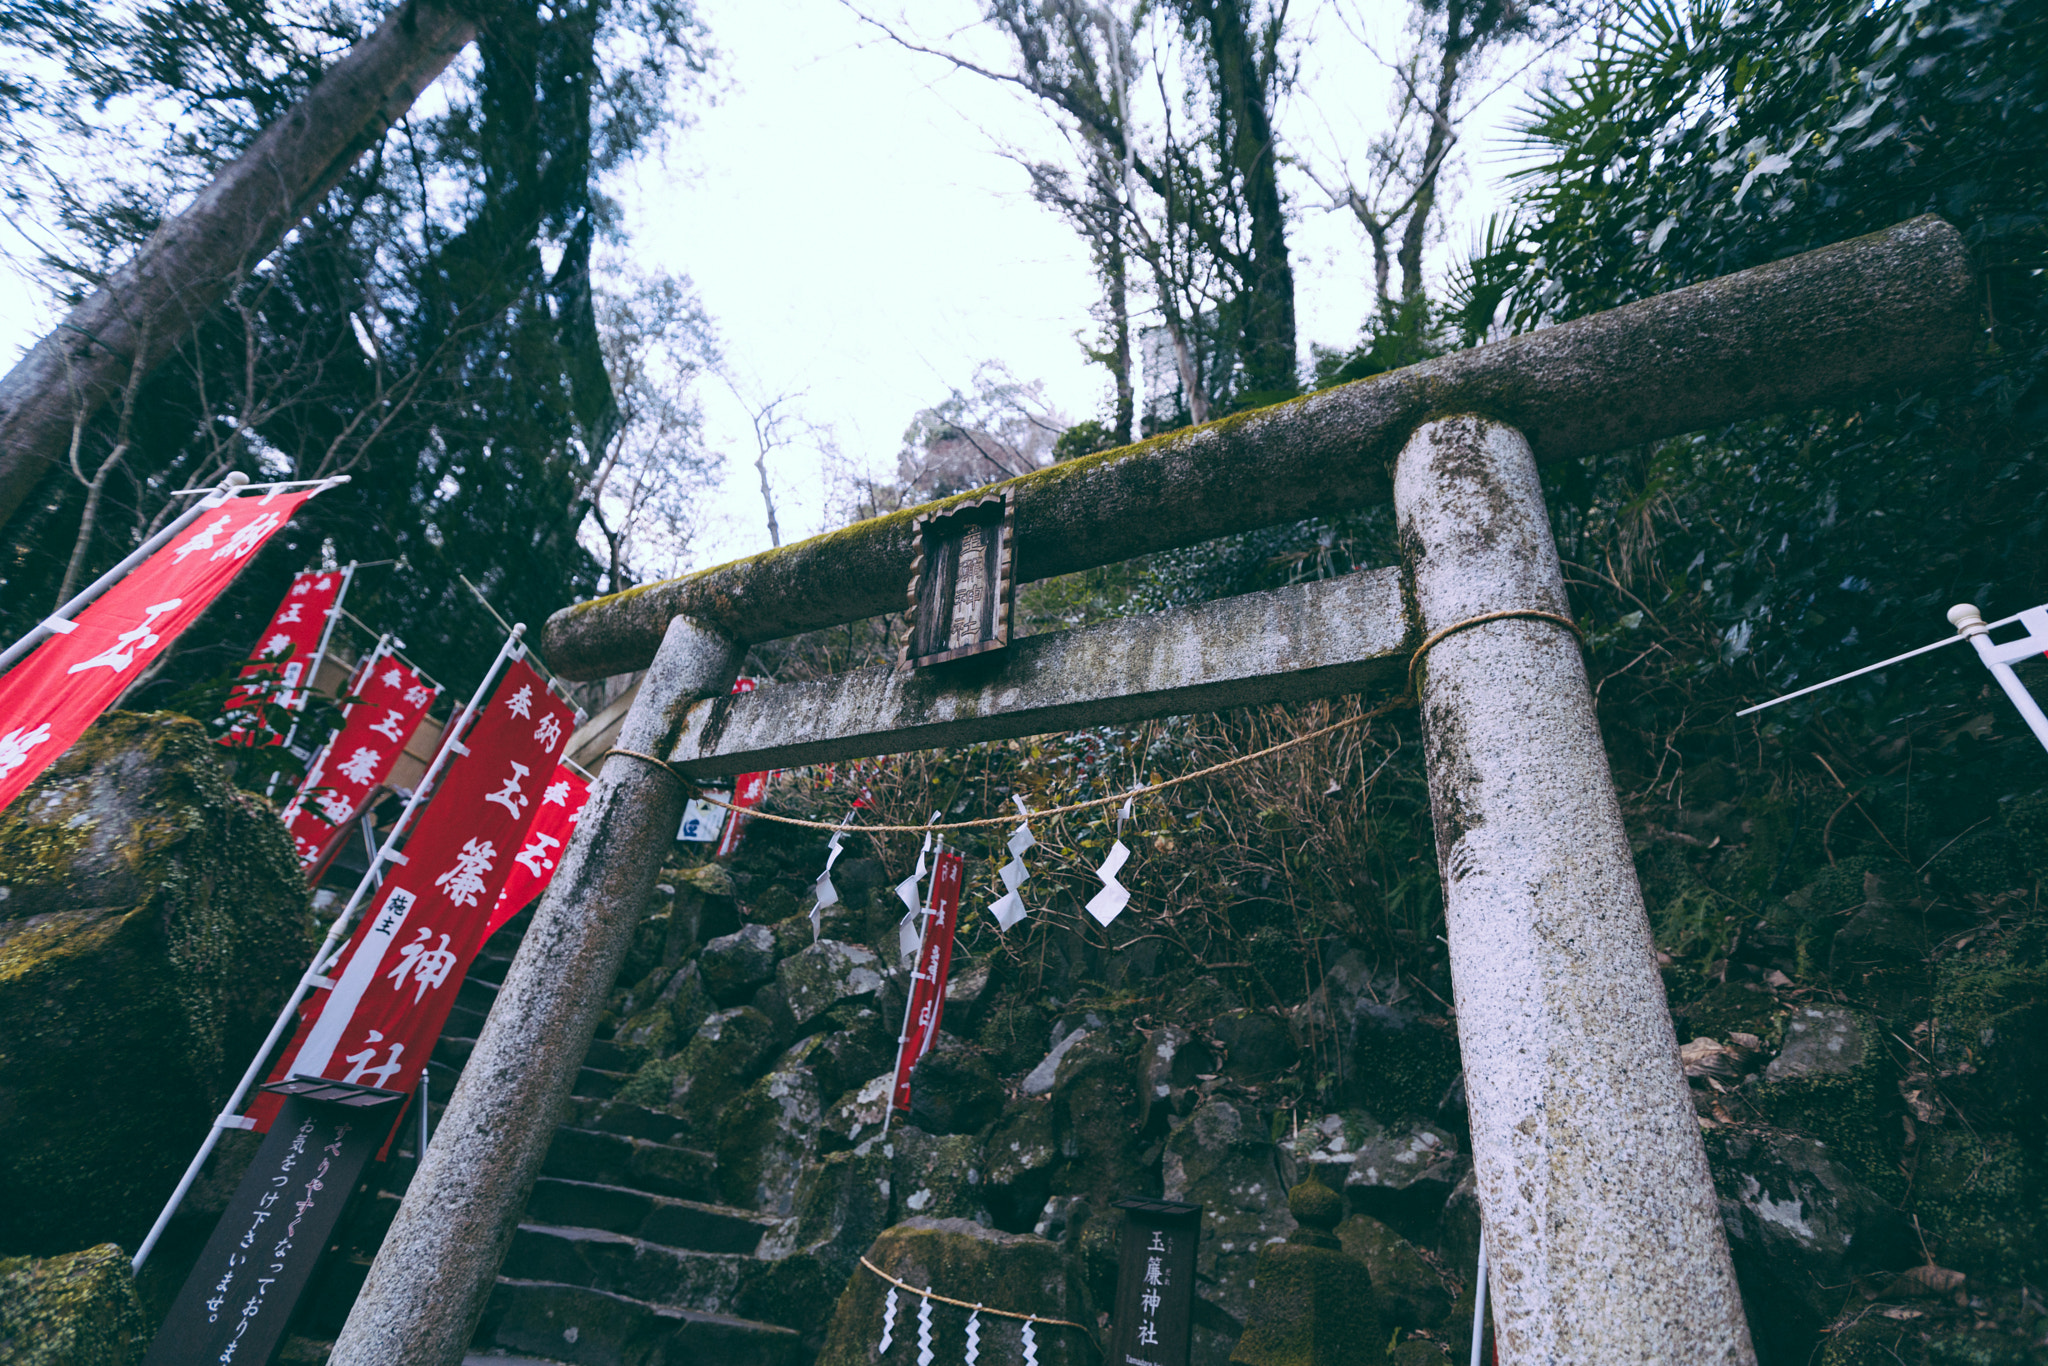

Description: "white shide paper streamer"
1085 792 1138 926
810 806 860 940
895 815 940 962
988 794 1035 931
1022 1320 1038 1366
915 1293 934 1366
878 1286 898 1355
964 1308 981 1365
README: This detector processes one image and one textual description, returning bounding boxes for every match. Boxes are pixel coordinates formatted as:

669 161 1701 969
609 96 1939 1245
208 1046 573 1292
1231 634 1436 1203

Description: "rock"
1910 1131 2045 1286
1283 1113 1462 1246
700 924 780 1006
1230 1179 1379 1366
0 1243 148 1366
1138 1025 1211 1130
787 1146 895 1282
981 1098 1058 1230
886 1128 988 1225
1212 1009 1299 1084
613 961 713 1061
716 1045 825 1216
1435 1168 1481 1280
1930 918 2048 1131
1829 904 1927 971
940 960 992 1036
1703 1124 1914 1345
1022 1027 1089 1096
822 1074 894 1152
1755 1007 1890 1191
907 1035 1004 1136
1164 1097 1295 1330
775 939 882 1029
1044 1030 1146 1208
1315 953 1460 1119
615 1006 781 1134
672 859 741 946
814 1218 1090 1366
0 712 313 1254
801 1012 894 1106
1334 1214 1450 1331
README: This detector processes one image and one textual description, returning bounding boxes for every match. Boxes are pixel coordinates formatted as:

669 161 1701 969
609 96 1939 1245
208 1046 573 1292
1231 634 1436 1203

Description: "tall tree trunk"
1196 0 1296 398
1106 220 1135 445
0 0 480 528
1397 1 1466 303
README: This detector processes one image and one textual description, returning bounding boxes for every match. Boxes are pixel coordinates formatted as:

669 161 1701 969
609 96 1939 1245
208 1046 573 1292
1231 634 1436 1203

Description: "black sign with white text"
1106 1196 1202 1366
143 1097 382 1366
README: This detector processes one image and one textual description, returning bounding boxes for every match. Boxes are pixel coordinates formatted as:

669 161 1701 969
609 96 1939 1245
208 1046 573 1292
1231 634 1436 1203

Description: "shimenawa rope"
603 606 1581 836
858 1256 1088 1330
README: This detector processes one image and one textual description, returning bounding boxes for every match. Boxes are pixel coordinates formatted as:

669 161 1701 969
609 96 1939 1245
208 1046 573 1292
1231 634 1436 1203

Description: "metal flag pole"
131 623 527 1272
1468 1233 1489 1366
0 472 253 676
279 633 396 825
1736 601 2048 758
882 836 943 1140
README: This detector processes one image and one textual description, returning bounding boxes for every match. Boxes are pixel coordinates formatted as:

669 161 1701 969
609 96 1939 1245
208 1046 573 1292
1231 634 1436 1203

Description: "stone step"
582 1038 639 1073
525 1179 774 1255
475 1279 803 1366
446 999 490 1037
542 1129 717 1203
575 1067 630 1100
436 1034 478 1070
501 1225 751 1317
562 1099 691 1145
457 974 502 1014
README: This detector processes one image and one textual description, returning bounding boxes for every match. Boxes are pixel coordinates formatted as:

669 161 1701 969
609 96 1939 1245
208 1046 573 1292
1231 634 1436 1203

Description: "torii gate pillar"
1395 414 1754 1363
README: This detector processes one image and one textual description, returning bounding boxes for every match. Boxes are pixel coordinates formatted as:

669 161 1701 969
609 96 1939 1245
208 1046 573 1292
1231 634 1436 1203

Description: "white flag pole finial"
1948 601 2048 754
987 794 1035 931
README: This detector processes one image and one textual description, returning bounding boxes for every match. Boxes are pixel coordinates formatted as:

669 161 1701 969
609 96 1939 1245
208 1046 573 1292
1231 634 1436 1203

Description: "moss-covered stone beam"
665 567 1406 777
542 214 1977 681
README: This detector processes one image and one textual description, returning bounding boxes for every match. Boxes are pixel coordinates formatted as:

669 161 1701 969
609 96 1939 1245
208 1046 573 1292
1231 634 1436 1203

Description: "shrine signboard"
1106 1196 1202 1366
143 1095 387 1366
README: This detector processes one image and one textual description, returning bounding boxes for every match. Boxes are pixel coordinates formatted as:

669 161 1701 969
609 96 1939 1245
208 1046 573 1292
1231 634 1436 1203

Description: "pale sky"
0 0 1564 579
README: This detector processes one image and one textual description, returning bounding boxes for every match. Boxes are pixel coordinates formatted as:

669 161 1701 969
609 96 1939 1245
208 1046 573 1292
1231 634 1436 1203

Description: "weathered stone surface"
1703 1125 1915 1345
665 569 1410 777
1765 1007 1869 1083
1396 415 1752 1363
821 1074 893 1153
1287 1114 1462 1245
1334 1215 1450 1331
1212 1009 1299 1083
939 960 992 1036
785 1145 895 1277
615 1006 782 1136
0 1244 148 1366
546 216 1975 679
701 924 779 1006
886 1128 989 1225
1137 1024 1202 1130
1022 1027 1088 1096
981 1098 1058 1230
1314 953 1460 1119
814 1218 1090 1366
613 961 712 1062
716 1047 824 1216
906 1035 1004 1136
1164 1097 1294 1331
0 712 312 1254
774 939 882 1029
1231 1181 1379 1366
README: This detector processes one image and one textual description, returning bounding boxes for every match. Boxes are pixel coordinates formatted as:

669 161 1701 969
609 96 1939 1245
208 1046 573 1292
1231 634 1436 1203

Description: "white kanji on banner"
434 838 498 907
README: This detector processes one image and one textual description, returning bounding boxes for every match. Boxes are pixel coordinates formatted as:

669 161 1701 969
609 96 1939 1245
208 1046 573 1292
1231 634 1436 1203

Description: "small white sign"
678 793 732 842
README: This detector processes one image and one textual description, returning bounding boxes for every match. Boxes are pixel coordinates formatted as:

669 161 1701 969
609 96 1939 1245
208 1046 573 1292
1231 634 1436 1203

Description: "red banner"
714 769 768 858
0 489 318 815
891 850 963 1113
485 764 590 938
277 647 439 869
248 658 575 1127
220 568 346 745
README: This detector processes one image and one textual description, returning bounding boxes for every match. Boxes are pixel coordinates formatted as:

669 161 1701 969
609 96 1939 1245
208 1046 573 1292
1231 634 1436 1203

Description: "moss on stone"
1911 1131 2045 1286
0 712 313 1255
0 1243 148 1366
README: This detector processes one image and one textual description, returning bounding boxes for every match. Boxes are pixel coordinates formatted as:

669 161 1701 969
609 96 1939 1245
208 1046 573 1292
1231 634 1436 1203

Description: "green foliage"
0 0 713 698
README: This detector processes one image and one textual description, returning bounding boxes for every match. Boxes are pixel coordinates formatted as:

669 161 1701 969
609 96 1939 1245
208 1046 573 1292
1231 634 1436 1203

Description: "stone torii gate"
330 215 1977 1366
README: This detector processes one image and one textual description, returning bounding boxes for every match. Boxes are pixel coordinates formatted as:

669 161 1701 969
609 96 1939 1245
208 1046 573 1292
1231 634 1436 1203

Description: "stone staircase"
287 906 809 1366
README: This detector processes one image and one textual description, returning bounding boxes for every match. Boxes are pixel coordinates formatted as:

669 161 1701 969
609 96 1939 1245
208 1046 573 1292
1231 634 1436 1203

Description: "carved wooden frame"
900 490 1016 669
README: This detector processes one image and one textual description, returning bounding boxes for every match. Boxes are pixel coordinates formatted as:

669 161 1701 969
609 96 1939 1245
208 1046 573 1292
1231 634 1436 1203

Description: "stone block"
0 1244 148 1366
0 712 313 1254
700 925 779 1006
1164 1097 1294 1330
814 1218 1090 1366
775 939 882 1029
